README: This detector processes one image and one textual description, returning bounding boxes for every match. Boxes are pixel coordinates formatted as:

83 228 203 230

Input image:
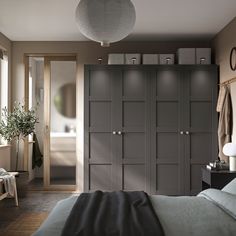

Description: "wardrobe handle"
185 131 190 135
112 131 117 135
180 131 184 135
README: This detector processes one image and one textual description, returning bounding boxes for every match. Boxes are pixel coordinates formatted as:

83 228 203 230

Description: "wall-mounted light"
165 57 171 64
98 58 103 64
131 57 136 64
200 57 206 64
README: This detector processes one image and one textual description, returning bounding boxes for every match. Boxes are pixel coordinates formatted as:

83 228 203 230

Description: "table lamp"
223 142 236 171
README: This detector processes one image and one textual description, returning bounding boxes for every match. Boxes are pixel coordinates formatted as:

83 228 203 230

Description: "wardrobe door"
84 67 119 191
151 68 185 195
184 67 218 195
116 68 151 192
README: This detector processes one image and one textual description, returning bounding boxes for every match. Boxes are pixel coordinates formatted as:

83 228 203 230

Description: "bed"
33 179 236 236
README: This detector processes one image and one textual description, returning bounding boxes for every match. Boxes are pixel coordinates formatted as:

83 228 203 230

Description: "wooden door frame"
24 53 77 191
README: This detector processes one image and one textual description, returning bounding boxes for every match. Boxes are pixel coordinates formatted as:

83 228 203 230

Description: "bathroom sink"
50 132 76 138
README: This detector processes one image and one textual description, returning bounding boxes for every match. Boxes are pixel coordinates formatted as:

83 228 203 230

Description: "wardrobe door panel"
123 102 145 127
190 102 212 130
190 165 205 193
157 102 178 127
156 70 179 99
184 68 218 195
123 133 145 159
123 70 145 98
90 70 111 98
190 134 212 162
85 67 117 191
157 133 179 160
90 133 112 162
190 71 212 100
89 165 112 191
118 69 150 192
90 102 111 128
156 165 179 195
151 69 184 195
123 165 146 191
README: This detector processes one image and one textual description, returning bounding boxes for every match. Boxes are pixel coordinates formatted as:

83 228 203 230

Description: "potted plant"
0 102 38 197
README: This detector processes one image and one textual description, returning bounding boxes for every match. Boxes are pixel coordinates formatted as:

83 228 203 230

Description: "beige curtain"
217 85 233 163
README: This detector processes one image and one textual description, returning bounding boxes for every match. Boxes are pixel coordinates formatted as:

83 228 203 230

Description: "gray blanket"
33 189 236 236
61 191 164 236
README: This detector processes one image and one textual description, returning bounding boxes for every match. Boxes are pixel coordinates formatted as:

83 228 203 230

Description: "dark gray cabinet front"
118 69 150 192
85 65 218 195
151 68 185 195
183 69 218 195
85 67 150 192
84 69 115 191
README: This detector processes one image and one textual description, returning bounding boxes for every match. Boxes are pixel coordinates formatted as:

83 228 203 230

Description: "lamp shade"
223 143 236 156
75 0 136 47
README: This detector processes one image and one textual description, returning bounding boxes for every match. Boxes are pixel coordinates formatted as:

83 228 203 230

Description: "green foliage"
0 102 38 142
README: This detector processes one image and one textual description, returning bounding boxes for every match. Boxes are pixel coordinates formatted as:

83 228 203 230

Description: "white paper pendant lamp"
75 0 136 47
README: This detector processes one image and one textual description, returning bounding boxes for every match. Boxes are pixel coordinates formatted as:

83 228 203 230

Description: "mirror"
54 83 76 118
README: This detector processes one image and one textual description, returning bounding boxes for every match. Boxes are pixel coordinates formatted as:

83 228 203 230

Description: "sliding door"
44 56 77 189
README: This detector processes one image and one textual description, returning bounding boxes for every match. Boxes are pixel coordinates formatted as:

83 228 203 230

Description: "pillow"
222 178 236 195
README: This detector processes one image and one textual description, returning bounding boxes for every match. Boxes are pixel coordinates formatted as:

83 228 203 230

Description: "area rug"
2 212 48 236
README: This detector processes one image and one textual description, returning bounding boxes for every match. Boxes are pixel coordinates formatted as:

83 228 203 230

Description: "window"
0 49 9 145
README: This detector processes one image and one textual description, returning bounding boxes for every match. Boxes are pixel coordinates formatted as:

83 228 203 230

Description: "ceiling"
0 0 236 41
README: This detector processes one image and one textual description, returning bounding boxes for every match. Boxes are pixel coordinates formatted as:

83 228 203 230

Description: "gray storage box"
177 48 195 64
159 54 175 64
142 54 159 64
108 54 125 64
196 48 211 64
125 54 141 64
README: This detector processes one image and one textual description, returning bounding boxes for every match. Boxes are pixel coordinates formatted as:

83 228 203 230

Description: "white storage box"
177 48 195 64
142 54 159 64
125 54 141 64
160 54 175 64
196 48 211 64
108 54 125 64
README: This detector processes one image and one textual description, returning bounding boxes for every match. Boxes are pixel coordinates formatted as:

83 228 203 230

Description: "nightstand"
201 167 236 190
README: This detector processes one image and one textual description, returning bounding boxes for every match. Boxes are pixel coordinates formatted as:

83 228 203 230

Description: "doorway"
25 55 77 191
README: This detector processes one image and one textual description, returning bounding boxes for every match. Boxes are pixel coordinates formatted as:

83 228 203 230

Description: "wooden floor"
0 191 75 236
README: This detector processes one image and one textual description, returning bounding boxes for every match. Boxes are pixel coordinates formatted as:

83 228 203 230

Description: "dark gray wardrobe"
84 65 218 196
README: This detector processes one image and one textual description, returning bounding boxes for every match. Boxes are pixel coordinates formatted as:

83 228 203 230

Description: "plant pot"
15 171 29 198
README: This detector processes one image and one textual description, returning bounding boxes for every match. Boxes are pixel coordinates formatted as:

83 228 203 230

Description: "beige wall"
0 32 12 108
0 32 11 51
0 32 11 168
11 40 210 191
212 17 236 142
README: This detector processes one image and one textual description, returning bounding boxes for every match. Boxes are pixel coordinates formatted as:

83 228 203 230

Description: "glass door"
44 56 77 189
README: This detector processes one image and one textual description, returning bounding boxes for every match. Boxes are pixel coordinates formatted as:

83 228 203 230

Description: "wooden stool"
0 171 19 206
